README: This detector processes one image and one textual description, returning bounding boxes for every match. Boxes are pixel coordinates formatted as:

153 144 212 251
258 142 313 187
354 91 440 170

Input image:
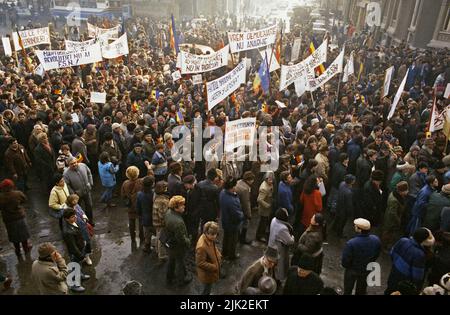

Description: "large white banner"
383 66 395 97
101 33 129 59
291 37 302 62
87 23 120 39
228 25 277 53
2 37 12 56
259 48 280 72
65 38 96 51
279 39 328 91
388 69 409 120
307 49 344 92
180 45 229 74
13 27 50 50
294 76 308 97
207 60 246 110
224 117 257 152
35 43 103 71
342 51 354 83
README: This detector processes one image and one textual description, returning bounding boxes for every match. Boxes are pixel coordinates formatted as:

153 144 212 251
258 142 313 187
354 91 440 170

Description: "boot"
239 228 251 245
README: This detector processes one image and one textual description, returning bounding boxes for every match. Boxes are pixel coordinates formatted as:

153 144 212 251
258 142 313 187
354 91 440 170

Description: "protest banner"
192 74 203 85
87 23 120 39
65 38 96 51
180 45 229 74
224 117 257 152
2 37 12 56
101 33 129 59
34 63 45 77
228 25 277 53
294 76 308 97
206 60 246 110
388 69 409 120
342 51 354 83
291 37 302 62
12 27 50 50
279 39 327 91
90 92 107 104
307 48 344 92
259 47 280 72
35 43 103 71
171 70 182 81
383 66 395 97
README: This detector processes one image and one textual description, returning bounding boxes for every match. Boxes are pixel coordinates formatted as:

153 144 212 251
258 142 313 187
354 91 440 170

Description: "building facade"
342 0 450 49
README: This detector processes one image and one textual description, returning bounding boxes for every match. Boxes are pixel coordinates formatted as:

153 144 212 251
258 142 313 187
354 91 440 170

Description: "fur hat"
126 166 140 180
298 254 315 271
413 227 434 246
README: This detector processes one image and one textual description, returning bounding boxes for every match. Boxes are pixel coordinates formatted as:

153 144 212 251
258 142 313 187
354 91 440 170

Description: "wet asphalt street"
0 170 393 295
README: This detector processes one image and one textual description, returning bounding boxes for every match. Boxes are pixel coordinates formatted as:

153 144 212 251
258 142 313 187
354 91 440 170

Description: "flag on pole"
309 40 325 75
16 29 32 72
170 14 179 55
253 54 270 95
388 69 409 120
132 101 140 112
176 110 184 123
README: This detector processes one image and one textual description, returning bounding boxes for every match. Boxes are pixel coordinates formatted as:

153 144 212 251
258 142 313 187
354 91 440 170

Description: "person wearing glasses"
195 221 222 295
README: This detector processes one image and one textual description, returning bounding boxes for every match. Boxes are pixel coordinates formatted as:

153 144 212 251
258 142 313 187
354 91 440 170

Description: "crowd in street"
0 13 449 295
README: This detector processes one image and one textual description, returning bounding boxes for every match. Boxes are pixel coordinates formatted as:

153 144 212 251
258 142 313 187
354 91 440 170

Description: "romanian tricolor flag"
169 14 180 55
75 152 84 163
176 110 183 123
132 101 140 112
309 41 325 76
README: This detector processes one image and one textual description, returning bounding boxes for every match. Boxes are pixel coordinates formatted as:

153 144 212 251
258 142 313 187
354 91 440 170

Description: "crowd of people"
0 12 449 295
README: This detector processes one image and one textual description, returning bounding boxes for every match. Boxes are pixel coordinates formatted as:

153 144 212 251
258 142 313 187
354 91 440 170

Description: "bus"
50 0 132 22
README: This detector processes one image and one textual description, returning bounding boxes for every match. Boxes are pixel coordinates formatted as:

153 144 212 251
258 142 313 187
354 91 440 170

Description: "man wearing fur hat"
341 218 381 295
359 170 384 226
386 227 435 294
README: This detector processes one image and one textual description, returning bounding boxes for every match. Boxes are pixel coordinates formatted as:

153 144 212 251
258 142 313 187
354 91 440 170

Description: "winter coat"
195 234 222 284
220 189 244 232
98 161 119 188
164 209 190 250
297 225 324 257
407 184 435 235
63 163 93 198
167 173 183 197
121 178 144 218
48 184 70 211
62 221 86 262
34 143 56 179
62 122 83 144
278 181 293 215
136 190 154 227
4 145 31 177
236 179 252 219
389 171 408 193
269 218 294 280
239 257 276 294
100 141 122 164
342 234 381 272
418 146 437 167
152 194 170 228
300 189 322 227
71 137 89 164
151 151 167 176
197 179 220 222
408 171 427 199
315 153 330 184
355 157 373 188
0 191 27 223
336 182 355 218
31 258 69 295
423 192 450 233
127 151 150 178
382 192 406 248
360 181 384 226
441 207 450 232
257 180 273 217
388 238 426 289
330 162 347 190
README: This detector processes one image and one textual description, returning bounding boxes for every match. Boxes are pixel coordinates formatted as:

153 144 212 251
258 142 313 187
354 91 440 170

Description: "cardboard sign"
90 92 106 104
2 37 12 56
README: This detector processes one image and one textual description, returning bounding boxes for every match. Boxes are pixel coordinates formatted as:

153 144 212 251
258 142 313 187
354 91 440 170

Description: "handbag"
86 222 95 238
158 228 173 248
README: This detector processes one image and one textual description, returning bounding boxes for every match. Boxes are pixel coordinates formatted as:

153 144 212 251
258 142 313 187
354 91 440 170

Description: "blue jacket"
389 238 425 288
74 205 90 242
219 189 244 231
407 184 434 235
278 181 293 215
98 161 119 188
136 190 154 227
341 234 381 272
347 139 361 163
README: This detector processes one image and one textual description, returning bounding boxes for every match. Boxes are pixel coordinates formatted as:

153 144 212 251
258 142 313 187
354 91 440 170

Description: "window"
410 0 423 28
443 7 450 32
390 0 400 26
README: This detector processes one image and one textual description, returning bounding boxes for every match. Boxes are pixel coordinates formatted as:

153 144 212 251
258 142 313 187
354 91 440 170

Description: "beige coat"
257 180 273 217
31 258 69 295
315 152 330 184
153 194 170 228
236 179 252 218
48 184 70 211
195 234 222 284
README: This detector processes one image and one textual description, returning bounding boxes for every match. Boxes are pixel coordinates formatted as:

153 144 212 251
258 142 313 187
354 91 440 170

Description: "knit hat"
126 166 140 180
396 181 409 193
0 179 15 190
371 170 384 181
298 254 315 271
264 246 279 262
354 218 371 231
413 227 434 246
38 242 56 259
112 123 121 130
442 184 450 195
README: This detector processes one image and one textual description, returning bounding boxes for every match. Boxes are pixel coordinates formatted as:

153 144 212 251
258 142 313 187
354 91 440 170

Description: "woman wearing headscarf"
0 179 32 258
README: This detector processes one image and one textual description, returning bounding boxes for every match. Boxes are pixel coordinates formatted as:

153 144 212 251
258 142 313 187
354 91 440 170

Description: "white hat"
112 123 121 130
354 218 371 231
311 118 320 126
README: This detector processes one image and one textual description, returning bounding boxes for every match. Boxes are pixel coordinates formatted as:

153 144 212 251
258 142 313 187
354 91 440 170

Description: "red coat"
300 190 322 227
